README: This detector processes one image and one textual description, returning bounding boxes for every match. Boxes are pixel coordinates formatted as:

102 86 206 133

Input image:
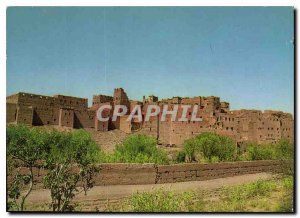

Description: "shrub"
183 138 198 162
275 139 294 160
245 143 276 160
101 134 169 164
183 132 236 162
175 151 186 163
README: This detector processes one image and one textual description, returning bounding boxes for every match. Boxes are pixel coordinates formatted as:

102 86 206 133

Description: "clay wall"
16 105 33 125
74 110 95 129
114 88 130 108
156 160 293 184
10 160 292 188
92 95 113 105
32 107 60 126
220 101 230 113
59 108 74 128
6 94 19 104
6 103 17 123
53 94 88 110
119 116 132 133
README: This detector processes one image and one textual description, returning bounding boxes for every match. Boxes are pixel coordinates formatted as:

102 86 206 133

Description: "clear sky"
7 7 294 113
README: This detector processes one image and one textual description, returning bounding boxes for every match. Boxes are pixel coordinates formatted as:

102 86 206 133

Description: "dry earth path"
26 172 273 205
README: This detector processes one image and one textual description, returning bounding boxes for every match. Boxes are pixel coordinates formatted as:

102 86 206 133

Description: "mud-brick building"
6 92 108 131
6 88 294 146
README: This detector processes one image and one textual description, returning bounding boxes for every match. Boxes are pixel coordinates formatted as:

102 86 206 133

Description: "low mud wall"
156 160 293 184
9 160 293 188
94 163 157 186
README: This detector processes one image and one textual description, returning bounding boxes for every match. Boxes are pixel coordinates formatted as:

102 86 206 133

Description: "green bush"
99 134 169 164
245 143 276 160
183 132 236 162
244 139 294 161
175 150 186 163
183 138 198 162
275 139 294 160
45 129 100 165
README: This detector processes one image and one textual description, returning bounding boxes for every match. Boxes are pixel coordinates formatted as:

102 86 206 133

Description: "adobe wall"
94 163 157 185
95 119 109 131
53 94 88 110
6 103 17 123
9 160 292 189
92 95 113 105
59 108 74 128
119 116 132 133
32 107 60 126
156 160 292 184
6 94 19 104
113 88 130 109
74 110 95 129
16 105 33 125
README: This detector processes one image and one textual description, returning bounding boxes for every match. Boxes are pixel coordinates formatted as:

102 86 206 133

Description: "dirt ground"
86 129 129 153
25 172 273 211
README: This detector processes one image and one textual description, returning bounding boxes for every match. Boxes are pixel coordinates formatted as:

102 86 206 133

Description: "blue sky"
7 7 294 113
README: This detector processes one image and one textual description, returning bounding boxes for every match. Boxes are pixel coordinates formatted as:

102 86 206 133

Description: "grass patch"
106 176 294 212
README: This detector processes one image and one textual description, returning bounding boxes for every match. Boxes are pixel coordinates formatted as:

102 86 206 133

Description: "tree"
43 130 100 211
7 125 48 211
